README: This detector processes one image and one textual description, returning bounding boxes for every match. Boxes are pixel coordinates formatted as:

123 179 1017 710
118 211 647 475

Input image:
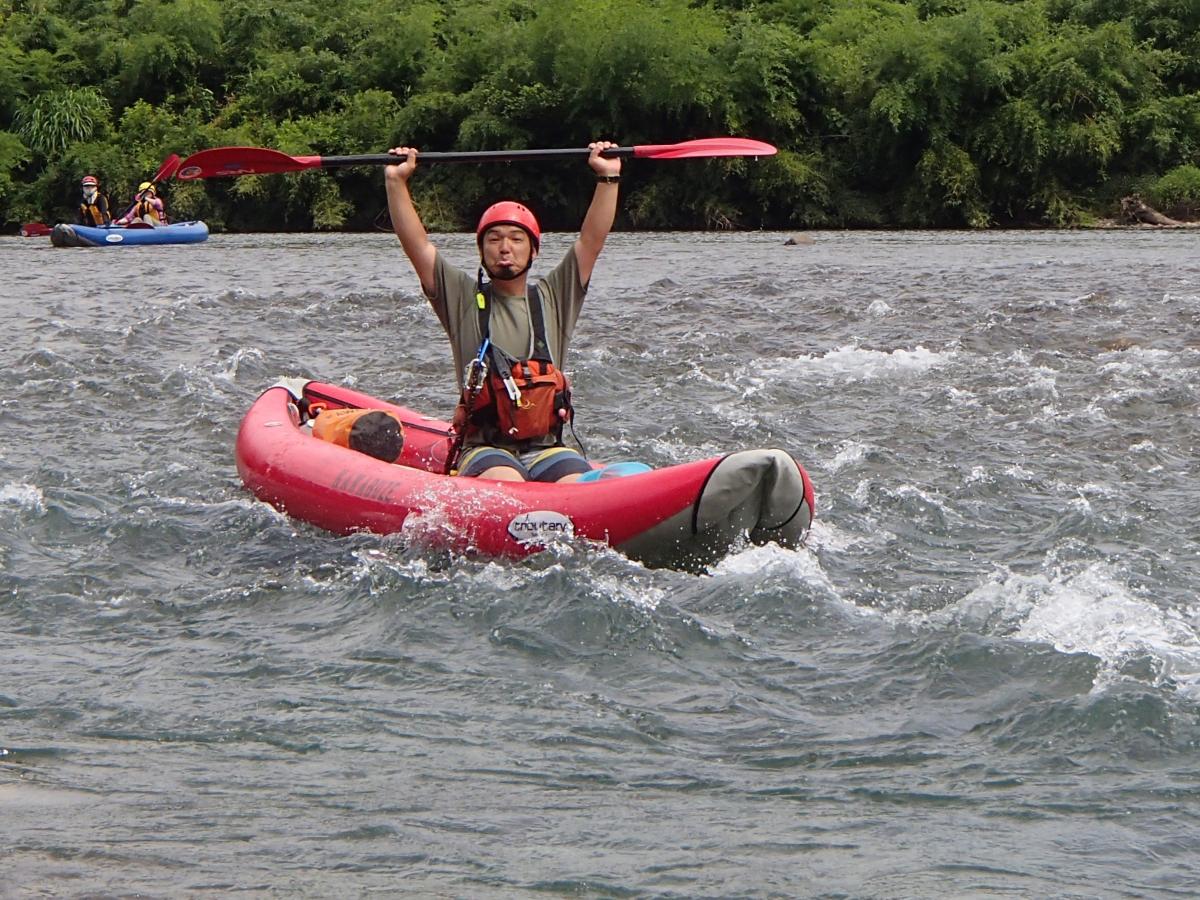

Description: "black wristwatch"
595 174 621 183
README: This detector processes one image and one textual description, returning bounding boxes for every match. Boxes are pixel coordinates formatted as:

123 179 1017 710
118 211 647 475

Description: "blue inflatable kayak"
50 221 209 248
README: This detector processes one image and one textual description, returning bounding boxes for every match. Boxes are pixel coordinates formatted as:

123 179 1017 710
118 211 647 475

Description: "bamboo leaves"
3 0 1200 230
14 87 111 158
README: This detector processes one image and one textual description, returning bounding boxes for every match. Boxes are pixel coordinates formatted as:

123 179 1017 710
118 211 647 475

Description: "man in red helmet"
384 141 621 482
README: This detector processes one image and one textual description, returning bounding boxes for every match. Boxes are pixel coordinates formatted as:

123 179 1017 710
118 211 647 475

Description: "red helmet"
81 175 98 186
476 201 540 250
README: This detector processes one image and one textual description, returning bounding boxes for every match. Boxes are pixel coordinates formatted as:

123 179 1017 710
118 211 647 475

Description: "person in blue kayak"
77 175 111 226
114 181 166 226
385 141 621 482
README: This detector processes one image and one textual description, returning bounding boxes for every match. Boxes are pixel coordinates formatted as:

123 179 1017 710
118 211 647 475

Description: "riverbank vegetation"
2 0 1198 231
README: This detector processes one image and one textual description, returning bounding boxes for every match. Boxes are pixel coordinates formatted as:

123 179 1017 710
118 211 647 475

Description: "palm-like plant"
14 87 112 158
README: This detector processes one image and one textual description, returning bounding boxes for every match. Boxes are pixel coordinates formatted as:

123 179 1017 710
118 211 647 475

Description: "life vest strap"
474 280 554 364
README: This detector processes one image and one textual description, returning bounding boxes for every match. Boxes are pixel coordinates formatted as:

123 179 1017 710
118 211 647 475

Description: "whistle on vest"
501 373 522 405
488 344 522 406
499 369 522 436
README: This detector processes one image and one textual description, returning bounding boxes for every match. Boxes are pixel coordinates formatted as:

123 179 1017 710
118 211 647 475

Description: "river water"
3 228 1198 896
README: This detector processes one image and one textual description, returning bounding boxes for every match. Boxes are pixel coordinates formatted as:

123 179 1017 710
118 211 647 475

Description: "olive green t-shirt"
427 247 588 449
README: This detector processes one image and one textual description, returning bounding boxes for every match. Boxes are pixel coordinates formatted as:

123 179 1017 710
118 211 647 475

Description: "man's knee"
457 446 530 480
478 465 527 481
526 447 590 483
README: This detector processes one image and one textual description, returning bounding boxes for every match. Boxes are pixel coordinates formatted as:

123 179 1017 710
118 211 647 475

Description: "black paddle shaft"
319 148 635 168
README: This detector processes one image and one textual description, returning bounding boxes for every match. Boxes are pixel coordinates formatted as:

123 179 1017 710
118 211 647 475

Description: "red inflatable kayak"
236 379 815 570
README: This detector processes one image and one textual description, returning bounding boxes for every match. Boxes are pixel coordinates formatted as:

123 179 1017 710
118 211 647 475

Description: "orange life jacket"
79 194 110 226
131 195 163 224
451 282 574 453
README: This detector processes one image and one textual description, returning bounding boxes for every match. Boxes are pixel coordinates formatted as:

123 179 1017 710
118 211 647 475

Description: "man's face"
481 225 535 279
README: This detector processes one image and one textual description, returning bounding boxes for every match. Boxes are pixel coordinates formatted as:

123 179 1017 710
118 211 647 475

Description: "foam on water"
778 343 955 382
938 562 1200 696
827 440 871 472
0 483 46 514
804 518 881 553
710 541 826 583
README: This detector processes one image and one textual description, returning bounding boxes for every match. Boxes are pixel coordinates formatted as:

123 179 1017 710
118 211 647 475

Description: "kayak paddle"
20 222 53 237
152 153 181 183
176 138 778 179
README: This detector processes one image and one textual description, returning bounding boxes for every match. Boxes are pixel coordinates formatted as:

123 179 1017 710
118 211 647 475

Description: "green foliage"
106 0 222 106
233 47 348 119
912 138 988 227
340 2 439 96
0 129 29 207
1049 0 1200 89
721 15 813 139
746 148 835 225
1149 164 1200 219
3 0 1200 230
545 0 729 133
14 86 111 157
332 90 403 154
309 177 352 230
0 35 27 120
1124 93 1200 168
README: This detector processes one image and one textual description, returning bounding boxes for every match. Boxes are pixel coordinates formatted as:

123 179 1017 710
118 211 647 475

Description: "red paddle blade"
633 138 777 159
152 153 181 183
20 222 53 237
177 147 322 180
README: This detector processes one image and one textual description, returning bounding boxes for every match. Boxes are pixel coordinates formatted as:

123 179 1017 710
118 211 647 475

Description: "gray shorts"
457 445 591 482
